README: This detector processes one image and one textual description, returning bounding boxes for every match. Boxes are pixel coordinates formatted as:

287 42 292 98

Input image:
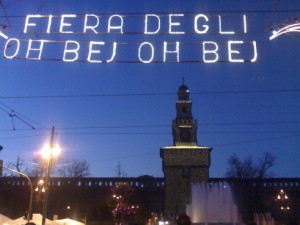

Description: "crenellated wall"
0 176 300 224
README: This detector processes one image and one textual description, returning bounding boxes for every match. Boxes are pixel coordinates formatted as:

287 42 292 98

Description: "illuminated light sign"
144 14 161 34
84 14 100 34
203 42 219 63
3 38 20 58
194 14 209 34
1 13 258 63
63 41 80 62
269 22 300 40
138 42 154 63
163 42 180 62
0 31 8 39
168 14 185 34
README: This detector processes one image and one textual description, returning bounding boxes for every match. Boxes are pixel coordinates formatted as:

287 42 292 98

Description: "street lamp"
41 127 60 225
276 189 290 211
35 179 45 193
0 146 33 223
2 166 34 223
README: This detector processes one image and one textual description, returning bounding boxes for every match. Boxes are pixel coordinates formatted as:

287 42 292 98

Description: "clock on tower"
172 79 197 146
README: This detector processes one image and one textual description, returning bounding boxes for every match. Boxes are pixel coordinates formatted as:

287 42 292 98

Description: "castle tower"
160 80 212 214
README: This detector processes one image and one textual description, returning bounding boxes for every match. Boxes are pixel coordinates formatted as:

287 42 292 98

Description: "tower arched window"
182 107 187 115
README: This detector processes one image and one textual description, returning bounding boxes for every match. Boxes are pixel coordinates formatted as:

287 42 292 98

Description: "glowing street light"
276 189 290 211
35 179 45 193
40 144 61 159
41 127 60 225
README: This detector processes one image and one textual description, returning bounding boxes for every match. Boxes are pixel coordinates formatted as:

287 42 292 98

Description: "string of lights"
1 58 256 63
1 12 259 63
0 3 299 64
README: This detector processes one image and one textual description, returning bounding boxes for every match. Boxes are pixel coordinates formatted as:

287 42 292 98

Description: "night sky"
0 0 299 178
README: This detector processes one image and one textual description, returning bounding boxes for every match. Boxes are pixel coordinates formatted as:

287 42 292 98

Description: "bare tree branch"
225 152 276 178
58 159 90 177
5 156 28 177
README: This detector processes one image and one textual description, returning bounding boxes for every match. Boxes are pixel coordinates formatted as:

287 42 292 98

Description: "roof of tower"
178 84 189 92
178 78 189 92
177 78 190 100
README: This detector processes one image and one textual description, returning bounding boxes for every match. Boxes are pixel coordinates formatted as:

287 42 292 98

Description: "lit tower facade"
160 81 212 214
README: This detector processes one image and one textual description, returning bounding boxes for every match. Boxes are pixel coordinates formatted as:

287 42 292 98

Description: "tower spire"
160 82 212 214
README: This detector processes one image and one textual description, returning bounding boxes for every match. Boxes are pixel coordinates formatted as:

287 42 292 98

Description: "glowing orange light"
40 144 61 159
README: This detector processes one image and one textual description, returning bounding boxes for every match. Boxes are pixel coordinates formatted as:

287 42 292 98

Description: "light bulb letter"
63 40 80 62
138 42 154 63
228 40 244 62
87 41 105 63
163 41 180 62
26 39 45 60
144 14 160 34
219 15 235 34
251 41 257 62
108 15 123 34
203 41 219 63
24 14 42 33
243 15 247 33
60 14 76 33
3 38 20 59
84 14 99 34
0 31 8 39
107 42 117 63
194 14 209 34
46 15 53 33
169 14 185 34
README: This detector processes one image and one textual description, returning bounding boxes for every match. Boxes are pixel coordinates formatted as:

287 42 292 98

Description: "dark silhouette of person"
177 215 191 225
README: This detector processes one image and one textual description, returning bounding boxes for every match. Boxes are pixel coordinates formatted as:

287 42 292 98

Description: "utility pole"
0 159 2 176
0 145 3 176
42 127 55 225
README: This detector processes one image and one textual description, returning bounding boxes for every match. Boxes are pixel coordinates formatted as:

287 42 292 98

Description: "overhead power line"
53 120 300 132
2 9 300 18
76 134 300 164
0 101 47 130
1 89 299 100
1 127 299 139
213 134 300 148
52 130 300 137
0 120 299 132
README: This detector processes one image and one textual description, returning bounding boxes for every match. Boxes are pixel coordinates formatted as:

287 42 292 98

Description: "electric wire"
0 101 48 130
1 89 299 99
2 9 300 19
0 120 299 132
84 133 300 164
